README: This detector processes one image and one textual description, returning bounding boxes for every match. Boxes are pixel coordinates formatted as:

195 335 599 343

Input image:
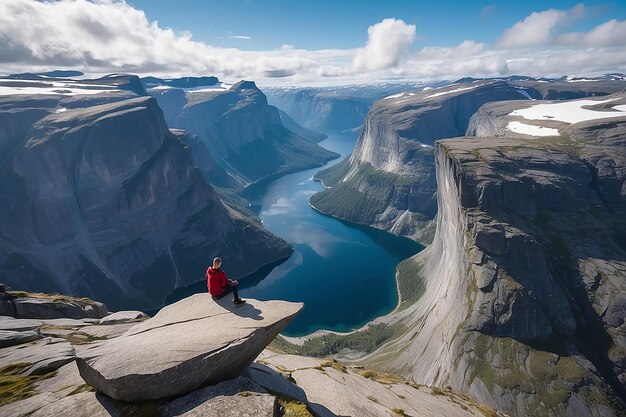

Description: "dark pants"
212 283 239 301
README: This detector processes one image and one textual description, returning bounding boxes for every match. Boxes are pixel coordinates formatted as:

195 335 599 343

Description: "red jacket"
206 267 228 297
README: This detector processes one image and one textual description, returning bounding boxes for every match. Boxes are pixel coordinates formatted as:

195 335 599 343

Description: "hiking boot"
233 298 246 305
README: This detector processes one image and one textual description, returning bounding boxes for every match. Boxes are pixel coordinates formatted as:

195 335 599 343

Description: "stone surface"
0 392 59 417
12 297 109 319
243 362 308 403
0 336 75 375
76 295 303 401
29 392 154 417
161 377 276 417
79 322 137 340
257 353 486 417
33 361 85 395
0 316 43 332
40 318 92 327
0 293 16 317
0 329 41 348
258 352 325 372
99 310 148 325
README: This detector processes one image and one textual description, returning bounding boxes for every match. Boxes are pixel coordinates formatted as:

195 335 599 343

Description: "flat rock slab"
99 310 148 325
76 294 303 401
12 297 108 319
29 391 157 417
161 377 276 417
0 329 41 348
0 337 75 375
292 367 485 417
34 361 85 395
0 316 43 332
243 362 308 403
79 322 137 340
257 352 325 372
0 392 59 417
40 318 93 328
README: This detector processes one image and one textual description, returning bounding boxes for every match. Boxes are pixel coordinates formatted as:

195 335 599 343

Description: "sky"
1 0 626 86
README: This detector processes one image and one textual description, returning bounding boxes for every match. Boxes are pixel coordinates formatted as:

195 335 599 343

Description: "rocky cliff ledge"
359 98 626 417
0 289 496 417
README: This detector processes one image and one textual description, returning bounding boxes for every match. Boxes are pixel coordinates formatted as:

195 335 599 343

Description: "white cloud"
557 19 626 47
0 0 313 79
497 4 585 48
498 9 567 48
225 35 251 40
352 18 416 71
419 40 485 59
480 4 497 19
0 1 625 86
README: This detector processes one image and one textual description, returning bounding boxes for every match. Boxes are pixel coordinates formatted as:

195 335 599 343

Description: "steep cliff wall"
312 81 530 244
360 101 626 416
313 78 626 245
0 93 291 311
265 88 371 132
149 81 338 191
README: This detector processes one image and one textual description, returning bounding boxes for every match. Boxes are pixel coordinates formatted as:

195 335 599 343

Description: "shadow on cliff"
213 297 263 320
487 205 626 405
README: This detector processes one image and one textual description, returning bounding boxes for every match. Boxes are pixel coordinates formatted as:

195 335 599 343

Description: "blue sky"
128 0 626 49
1 1 626 85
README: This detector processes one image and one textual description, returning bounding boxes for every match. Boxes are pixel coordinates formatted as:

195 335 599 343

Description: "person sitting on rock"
206 257 246 305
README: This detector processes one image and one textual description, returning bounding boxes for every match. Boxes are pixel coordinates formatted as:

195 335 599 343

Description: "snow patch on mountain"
509 98 626 124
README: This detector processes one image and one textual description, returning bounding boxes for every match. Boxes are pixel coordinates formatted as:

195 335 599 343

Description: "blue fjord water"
166 133 423 336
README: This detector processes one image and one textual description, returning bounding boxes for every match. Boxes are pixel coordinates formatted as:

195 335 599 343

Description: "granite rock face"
98 310 147 325
313 78 626 245
264 82 425 133
148 80 338 191
266 87 370 132
363 94 626 417
75 294 303 401
0 79 292 310
312 80 528 244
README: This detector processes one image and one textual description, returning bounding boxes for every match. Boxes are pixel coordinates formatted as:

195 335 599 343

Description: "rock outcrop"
0 77 292 310
0 289 497 417
76 294 303 401
255 352 493 417
0 289 108 319
359 94 626 416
